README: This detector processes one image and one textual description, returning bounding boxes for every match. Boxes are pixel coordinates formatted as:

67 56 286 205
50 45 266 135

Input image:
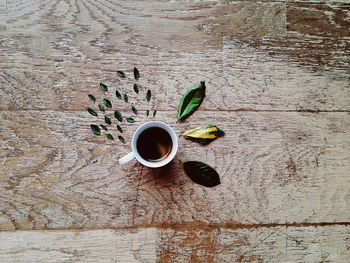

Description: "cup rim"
131 121 178 168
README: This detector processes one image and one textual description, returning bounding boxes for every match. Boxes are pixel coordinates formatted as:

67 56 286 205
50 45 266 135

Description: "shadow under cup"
132 122 178 168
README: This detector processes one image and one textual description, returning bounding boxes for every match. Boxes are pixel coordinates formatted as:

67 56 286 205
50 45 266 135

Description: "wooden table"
1 0 349 262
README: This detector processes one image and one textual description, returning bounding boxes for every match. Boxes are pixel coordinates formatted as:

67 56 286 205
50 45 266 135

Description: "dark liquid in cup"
137 127 172 162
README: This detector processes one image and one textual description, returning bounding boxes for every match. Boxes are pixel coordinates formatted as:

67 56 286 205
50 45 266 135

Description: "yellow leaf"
183 125 224 144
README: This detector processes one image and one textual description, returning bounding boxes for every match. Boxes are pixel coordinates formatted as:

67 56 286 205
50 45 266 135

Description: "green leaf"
118 135 125 143
100 124 108 131
131 106 137 114
126 117 135 123
100 83 108 92
103 98 112 108
114 111 123 122
117 125 123 133
90 124 101 135
183 161 220 187
116 90 122 99
133 84 139 94
105 133 114 140
153 110 157 117
133 67 140 80
146 110 149 116
117 71 126 78
176 81 206 120
146 90 151 102
88 94 96 103
124 94 128 103
98 104 105 112
104 115 112 125
183 124 225 145
87 108 98 116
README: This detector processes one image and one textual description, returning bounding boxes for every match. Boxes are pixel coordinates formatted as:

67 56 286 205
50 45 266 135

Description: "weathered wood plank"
5 0 285 37
0 0 5 31
287 2 350 38
1 111 349 230
159 225 350 262
214 2 350 72
290 0 350 4
0 225 348 262
219 38 349 111
0 228 158 263
1 32 349 111
1 0 349 261
241 35 350 75
284 2 350 72
0 0 287 111
1 1 349 111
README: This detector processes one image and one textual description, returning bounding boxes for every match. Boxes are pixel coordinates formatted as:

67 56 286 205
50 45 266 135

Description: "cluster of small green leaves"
87 67 156 143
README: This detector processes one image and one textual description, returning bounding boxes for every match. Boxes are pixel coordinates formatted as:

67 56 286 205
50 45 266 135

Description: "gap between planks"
2 221 350 232
0 109 349 113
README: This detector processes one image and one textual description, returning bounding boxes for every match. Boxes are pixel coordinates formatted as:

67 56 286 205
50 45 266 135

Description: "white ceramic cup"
118 121 178 168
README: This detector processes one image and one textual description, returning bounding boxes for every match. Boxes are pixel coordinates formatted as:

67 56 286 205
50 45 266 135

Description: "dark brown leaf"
183 161 220 187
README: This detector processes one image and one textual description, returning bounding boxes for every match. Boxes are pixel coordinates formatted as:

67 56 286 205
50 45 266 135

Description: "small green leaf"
117 71 126 78
124 94 128 103
133 84 139 94
105 133 114 140
146 90 151 102
131 106 137 114
100 83 108 92
87 108 98 116
133 67 140 80
103 98 112 109
116 90 122 99
183 161 220 187
91 124 101 135
146 110 149 116
153 110 157 117
98 104 105 112
118 136 125 143
88 94 96 103
177 81 206 120
117 125 123 133
105 115 112 125
126 117 135 123
100 124 108 131
183 124 225 145
114 111 123 122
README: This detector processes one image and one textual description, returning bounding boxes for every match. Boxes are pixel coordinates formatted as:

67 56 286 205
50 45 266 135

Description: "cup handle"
118 152 135 165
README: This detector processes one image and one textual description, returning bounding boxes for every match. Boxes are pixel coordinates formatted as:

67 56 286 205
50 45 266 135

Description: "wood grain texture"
1 0 350 262
0 225 349 263
5 0 285 36
0 228 158 263
1 111 349 230
287 2 350 38
159 225 350 262
1 1 349 111
1 34 349 111
222 2 350 73
0 0 286 111
0 0 5 31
